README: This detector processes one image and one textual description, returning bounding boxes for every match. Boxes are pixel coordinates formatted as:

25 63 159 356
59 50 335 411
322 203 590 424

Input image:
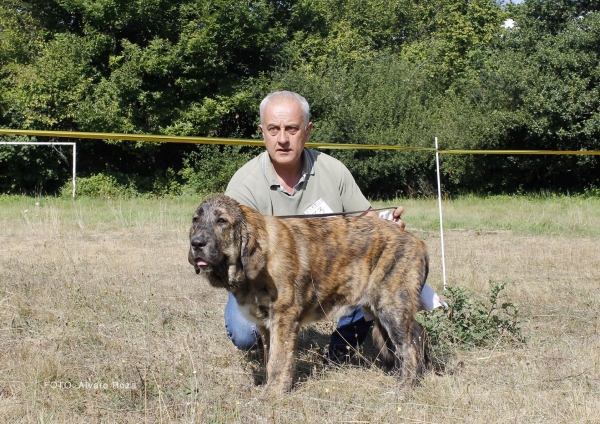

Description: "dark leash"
276 206 401 219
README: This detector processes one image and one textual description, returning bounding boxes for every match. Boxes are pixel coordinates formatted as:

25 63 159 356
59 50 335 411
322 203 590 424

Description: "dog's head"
188 195 265 289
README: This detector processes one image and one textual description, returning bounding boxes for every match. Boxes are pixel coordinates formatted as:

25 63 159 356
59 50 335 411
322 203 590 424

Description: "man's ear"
304 120 313 140
241 221 266 280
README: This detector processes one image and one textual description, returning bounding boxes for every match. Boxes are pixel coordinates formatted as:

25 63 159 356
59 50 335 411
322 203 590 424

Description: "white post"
72 143 77 200
435 137 448 290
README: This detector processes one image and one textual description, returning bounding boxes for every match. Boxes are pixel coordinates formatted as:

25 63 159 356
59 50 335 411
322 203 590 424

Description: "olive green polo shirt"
225 149 371 216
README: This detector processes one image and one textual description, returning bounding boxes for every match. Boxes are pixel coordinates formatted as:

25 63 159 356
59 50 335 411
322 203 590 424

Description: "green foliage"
284 0 414 70
0 136 72 195
63 173 138 199
0 0 282 194
179 145 259 195
417 282 524 368
2 32 101 130
2 0 600 197
444 4 600 194
583 185 600 198
151 168 183 197
401 0 506 88
0 5 44 69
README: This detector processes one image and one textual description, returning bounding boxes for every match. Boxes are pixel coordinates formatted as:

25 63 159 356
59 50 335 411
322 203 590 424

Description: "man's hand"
363 206 406 230
390 206 405 229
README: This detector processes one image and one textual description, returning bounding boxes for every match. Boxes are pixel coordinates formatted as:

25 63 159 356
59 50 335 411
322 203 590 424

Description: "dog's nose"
190 235 207 249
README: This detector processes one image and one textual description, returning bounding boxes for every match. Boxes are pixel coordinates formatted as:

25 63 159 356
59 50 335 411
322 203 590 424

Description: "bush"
417 281 524 370
62 173 138 199
149 168 182 198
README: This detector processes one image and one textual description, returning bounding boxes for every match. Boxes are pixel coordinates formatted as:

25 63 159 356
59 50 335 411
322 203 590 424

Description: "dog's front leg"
257 325 270 379
263 315 300 396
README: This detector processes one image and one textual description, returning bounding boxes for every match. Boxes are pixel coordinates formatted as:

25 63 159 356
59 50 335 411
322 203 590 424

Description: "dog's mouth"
190 248 213 273
195 258 209 269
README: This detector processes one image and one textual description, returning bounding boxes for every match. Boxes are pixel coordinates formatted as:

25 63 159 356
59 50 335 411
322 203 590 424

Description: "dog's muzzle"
190 234 211 273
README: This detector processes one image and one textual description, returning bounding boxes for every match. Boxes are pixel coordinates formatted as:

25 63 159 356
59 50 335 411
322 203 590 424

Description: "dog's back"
256 213 429 319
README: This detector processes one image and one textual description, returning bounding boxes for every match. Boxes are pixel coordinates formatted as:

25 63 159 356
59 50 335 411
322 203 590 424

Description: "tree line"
1 0 599 198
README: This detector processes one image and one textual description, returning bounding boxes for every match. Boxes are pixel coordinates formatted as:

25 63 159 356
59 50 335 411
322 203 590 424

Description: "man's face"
259 99 313 169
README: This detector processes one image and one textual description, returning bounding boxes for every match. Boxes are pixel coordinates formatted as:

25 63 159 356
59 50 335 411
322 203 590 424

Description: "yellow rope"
1 128 600 155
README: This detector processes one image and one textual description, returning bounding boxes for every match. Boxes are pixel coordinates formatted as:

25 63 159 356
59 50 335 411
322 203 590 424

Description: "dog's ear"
240 218 266 280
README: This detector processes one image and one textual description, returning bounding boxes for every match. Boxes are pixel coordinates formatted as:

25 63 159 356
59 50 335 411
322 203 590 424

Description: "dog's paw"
257 381 291 400
257 386 280 401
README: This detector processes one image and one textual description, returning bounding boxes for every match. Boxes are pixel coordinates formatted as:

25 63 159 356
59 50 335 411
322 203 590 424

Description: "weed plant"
417 281 524 371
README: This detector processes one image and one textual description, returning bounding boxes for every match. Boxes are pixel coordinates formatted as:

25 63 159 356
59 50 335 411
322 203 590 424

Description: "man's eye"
268 128 278 135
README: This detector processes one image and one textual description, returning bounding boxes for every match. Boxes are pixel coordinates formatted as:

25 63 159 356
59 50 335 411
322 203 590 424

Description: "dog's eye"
217 217 227 225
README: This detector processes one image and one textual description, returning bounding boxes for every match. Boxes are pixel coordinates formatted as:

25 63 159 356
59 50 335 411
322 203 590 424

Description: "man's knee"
224 292 262 351
226 322 261 351
420 283 447 310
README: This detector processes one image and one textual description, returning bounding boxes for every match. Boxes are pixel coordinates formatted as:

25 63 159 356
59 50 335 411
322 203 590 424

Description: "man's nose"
276 128 288 144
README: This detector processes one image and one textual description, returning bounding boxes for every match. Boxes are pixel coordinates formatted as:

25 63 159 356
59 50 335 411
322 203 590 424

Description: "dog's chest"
237 294 271 324
237 303 255 323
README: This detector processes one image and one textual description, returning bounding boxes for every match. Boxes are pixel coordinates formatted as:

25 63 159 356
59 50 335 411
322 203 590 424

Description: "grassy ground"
1 194 599 423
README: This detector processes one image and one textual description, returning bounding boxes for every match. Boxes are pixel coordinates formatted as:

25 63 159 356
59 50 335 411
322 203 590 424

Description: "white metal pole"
72 143 77 200
435 137 448 290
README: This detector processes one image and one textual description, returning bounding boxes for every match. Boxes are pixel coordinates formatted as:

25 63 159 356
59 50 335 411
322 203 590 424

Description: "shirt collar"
261 149 315 195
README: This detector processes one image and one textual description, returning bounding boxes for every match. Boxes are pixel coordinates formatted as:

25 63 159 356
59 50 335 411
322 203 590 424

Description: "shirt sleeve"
225 161 260 210
338 163 372 213
225 186 258 210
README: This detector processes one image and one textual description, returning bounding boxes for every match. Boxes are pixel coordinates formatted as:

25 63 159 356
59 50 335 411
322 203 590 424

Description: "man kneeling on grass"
222 90 445 362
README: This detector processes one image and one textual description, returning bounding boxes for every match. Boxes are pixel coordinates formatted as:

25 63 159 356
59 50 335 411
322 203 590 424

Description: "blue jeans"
224 292 372 351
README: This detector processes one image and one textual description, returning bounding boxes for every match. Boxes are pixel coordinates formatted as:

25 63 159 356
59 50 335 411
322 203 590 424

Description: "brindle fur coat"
188 195 429 396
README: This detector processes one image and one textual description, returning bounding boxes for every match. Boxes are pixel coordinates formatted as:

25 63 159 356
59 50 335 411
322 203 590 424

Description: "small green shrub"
62 173 138 199
150 168 182 197
417 281 524 370
582 185 600 198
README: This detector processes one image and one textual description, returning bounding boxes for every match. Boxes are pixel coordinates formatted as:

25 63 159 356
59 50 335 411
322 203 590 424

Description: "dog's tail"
372 318 430 373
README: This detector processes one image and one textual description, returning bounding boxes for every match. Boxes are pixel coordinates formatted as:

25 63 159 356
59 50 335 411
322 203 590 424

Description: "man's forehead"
263 100 304 123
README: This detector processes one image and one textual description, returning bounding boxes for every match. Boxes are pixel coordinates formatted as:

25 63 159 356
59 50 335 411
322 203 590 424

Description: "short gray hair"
259 91 310 128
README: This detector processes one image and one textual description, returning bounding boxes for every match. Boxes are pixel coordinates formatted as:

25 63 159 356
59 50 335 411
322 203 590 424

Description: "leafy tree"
449 2 600 193
1 0 600 196
400 0 506 89
283 0 415 70
0 0 289 194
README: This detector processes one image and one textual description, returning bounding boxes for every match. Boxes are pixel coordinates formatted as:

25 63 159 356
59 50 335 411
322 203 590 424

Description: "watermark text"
43 381 137 390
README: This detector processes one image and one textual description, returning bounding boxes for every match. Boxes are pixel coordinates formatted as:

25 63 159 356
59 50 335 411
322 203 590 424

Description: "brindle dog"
188 195 429 396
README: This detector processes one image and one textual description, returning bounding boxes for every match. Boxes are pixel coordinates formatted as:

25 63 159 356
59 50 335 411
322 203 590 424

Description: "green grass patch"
374 194 600 237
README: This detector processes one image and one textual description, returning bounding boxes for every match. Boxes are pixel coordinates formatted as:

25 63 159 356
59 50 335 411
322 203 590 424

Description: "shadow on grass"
238 323 453 390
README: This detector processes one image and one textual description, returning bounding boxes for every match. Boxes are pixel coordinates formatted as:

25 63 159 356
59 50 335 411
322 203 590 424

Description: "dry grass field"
1 194 599 423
